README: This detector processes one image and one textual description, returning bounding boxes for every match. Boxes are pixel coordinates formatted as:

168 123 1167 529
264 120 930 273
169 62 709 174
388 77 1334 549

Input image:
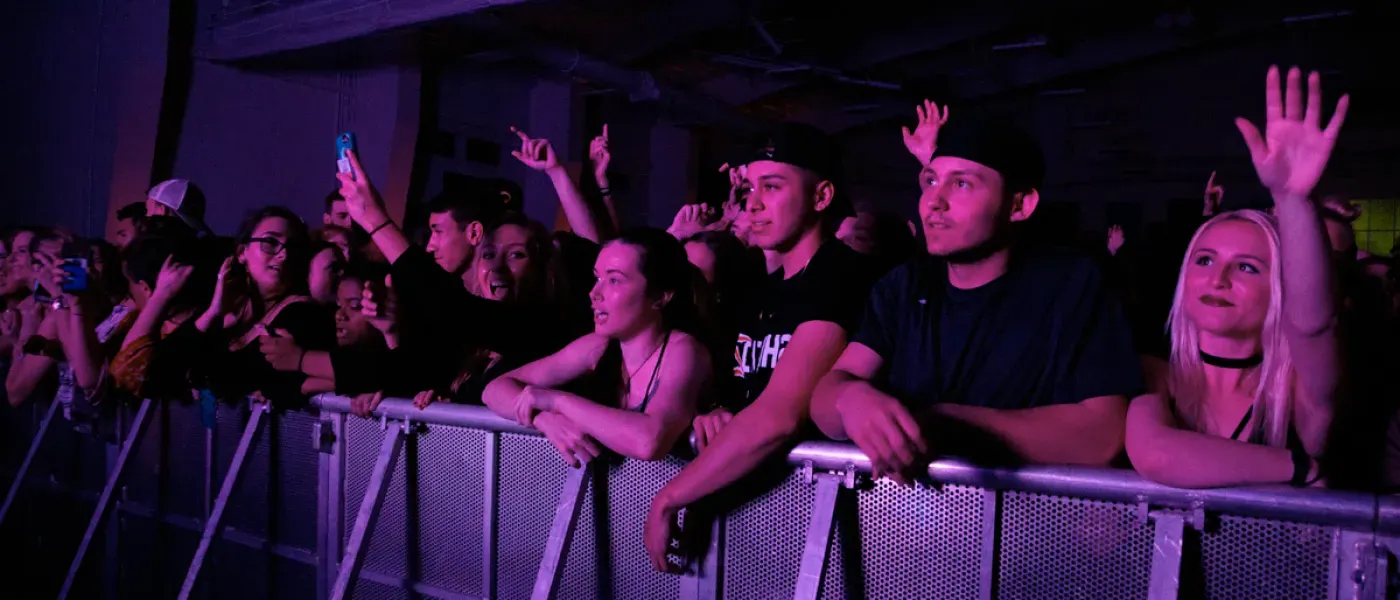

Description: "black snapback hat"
740 123 841 181
934 120 1045 193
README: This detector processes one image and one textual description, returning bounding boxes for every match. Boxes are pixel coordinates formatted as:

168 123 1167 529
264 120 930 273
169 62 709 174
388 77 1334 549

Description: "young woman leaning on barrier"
1126 66 1347 489
482 228 711 466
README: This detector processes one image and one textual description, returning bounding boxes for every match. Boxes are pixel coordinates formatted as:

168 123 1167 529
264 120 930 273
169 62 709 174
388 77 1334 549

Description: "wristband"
368 220 393 236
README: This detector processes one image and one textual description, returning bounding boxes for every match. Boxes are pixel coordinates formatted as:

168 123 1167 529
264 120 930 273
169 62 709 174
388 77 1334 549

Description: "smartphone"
336 132 358 179
61 258 89 293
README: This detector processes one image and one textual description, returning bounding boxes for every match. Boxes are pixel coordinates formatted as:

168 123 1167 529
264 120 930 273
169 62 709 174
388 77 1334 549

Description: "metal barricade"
312 395 1393 600
3 392 1397 600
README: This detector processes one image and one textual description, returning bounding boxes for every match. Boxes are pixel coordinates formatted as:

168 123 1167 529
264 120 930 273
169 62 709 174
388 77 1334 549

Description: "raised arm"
511 127 602 243
1235 66 1349 453
549 333 709 461
589 125 621 236
1127 393 1317 488
480 333 608 423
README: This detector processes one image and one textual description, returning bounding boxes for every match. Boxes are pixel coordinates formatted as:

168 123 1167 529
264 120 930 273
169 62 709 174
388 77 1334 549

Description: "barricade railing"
4 393 1400 599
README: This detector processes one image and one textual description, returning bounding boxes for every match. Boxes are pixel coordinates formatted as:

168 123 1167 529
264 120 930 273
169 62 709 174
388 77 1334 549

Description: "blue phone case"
61 259 88 293
336 132 358 179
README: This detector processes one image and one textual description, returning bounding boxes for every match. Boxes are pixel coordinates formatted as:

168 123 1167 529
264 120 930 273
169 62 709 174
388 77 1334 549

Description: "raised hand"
1107 225 1126 256
335 150 390 229
1236 66 1349 200
31 254 68 300
901 99 949 165
666 204 717 240
360 274 397 339
510 127 561 172
589 124 611 182
153 256 194 300
1203 171 1224 216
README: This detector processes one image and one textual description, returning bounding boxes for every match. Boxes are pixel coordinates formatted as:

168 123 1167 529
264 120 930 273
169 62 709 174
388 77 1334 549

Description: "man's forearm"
932 400 1126 466
654 404 800 509
811 370 874 440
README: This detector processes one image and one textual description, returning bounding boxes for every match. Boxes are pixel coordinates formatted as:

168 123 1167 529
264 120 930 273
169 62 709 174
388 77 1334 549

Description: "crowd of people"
1 66 1397 572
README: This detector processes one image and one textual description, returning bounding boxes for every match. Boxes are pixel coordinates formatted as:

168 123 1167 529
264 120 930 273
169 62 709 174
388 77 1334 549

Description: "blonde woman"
1126 66 1348 488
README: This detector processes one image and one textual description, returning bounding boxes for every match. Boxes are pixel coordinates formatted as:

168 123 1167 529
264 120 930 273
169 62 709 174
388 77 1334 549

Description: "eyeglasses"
249 237 289 256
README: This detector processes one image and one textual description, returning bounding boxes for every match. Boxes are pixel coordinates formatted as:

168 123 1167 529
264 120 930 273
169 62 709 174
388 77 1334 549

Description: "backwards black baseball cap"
738 123 842 182
933 120 1045 193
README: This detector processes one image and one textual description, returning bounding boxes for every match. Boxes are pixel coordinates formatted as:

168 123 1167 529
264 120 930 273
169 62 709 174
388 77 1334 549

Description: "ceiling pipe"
750 16 783 55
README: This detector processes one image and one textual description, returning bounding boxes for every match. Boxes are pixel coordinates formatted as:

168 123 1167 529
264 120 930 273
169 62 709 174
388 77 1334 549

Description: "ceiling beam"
198 0 538 61
827 8 1290 132
696 4 1019 106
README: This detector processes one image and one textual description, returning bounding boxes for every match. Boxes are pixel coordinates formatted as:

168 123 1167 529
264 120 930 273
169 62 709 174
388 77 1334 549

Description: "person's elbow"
6 388 26 407
480 378 517 418
6 379 33 407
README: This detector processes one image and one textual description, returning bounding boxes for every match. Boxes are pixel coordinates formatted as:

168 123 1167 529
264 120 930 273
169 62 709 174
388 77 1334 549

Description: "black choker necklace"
1200 350 1263 369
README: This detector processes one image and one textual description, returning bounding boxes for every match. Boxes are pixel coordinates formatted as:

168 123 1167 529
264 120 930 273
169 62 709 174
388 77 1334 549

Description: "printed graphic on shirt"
733 332 792 378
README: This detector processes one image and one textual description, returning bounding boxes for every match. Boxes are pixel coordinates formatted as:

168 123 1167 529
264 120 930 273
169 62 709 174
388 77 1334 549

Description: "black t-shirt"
853 248 1143 411
728 240 878 409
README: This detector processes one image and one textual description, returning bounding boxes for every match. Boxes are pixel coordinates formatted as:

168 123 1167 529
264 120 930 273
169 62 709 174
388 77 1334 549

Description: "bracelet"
368 220 394 236
1289 446 1314 487
298 349 308 373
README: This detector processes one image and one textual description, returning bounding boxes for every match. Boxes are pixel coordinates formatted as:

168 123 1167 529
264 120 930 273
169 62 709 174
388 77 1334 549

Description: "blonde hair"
1166 210 1293 447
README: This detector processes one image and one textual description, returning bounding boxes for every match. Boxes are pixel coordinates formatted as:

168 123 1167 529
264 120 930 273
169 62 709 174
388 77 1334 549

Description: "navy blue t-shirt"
852 248 1143 410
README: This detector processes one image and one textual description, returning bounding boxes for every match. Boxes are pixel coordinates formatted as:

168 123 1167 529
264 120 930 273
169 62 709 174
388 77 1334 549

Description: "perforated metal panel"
127 400 206 518
117 512 203 599
723 469 815 600
997 491 1153 600
558 456 689 600
343 416 411 594
220 404 269 536
272 410 321 549
406 424 489 595
1196 515 1333 600
496 433 572 600
818 481 985 600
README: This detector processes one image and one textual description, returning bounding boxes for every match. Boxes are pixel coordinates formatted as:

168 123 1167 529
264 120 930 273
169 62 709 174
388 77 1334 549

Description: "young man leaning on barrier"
644 124 881 572
809 102 1144 485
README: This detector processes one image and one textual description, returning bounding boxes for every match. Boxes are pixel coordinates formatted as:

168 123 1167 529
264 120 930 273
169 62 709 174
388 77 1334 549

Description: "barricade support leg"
530 462 592 600
1147 513 1185 600
58 398 155 600
178 403 269 599
793 475 841 600
330 421 406 600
